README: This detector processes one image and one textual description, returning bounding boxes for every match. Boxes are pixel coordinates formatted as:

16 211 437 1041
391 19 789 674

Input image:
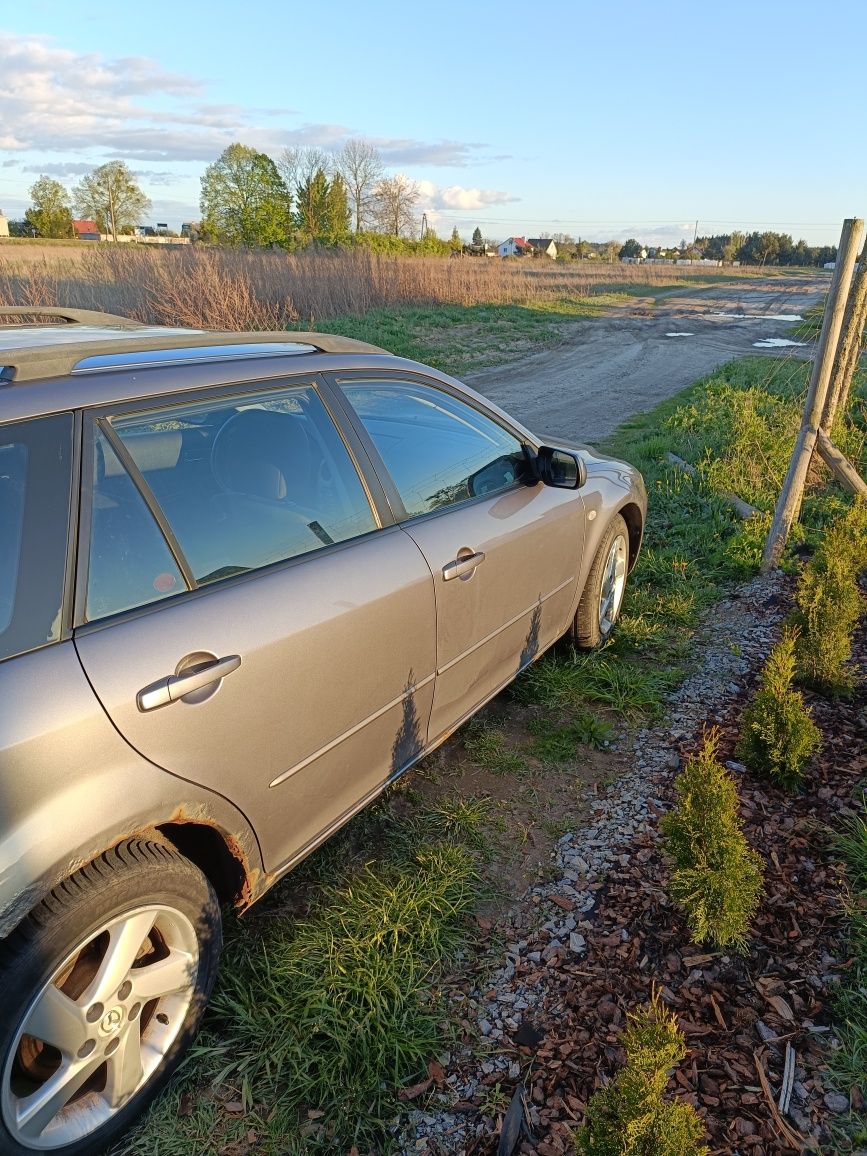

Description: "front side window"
0 414 73 660
84 383 378 620
340 380 525 517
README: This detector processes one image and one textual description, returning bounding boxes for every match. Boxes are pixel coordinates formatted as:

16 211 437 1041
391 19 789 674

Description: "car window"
86 428 187 621
339 380 525 517
105 383 378 591
0 414 73 661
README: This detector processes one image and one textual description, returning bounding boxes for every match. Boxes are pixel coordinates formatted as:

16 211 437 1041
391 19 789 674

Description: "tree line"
6 140 461 254
3 142 840 268
613 231 837 267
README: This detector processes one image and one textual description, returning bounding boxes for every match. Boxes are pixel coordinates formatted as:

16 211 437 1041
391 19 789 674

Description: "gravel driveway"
466 273 827 445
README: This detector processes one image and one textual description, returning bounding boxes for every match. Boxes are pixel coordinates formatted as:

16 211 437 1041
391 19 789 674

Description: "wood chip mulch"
463 613 867 1156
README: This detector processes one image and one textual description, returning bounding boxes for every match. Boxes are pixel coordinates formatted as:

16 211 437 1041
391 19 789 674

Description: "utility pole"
420 212 428 240
693 219 698 244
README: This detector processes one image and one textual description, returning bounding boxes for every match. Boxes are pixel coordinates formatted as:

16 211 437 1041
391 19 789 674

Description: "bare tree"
335 138 384 233
373 174 419 238
276 147 332 197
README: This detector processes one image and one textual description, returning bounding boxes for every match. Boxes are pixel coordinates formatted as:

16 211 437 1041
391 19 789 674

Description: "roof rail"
0 306 147 329
0 329 390 383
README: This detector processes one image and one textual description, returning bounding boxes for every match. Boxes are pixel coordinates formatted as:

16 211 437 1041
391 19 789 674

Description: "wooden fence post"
760 218 865 573
822 253 867 429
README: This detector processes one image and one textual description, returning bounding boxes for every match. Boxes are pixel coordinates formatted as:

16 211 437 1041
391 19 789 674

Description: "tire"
0 839 222 1156
572 513 630 649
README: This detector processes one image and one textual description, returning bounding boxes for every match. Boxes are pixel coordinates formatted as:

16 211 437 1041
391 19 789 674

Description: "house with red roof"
497 236 534 257
72 220 100 241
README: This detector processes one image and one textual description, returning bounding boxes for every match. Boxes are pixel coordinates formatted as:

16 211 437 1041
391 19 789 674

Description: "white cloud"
416 180 519 211
0 33 499 174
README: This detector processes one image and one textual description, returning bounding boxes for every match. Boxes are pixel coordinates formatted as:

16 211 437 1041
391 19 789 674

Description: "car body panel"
0 642 264 938
74 526 437 872
401 483 585 740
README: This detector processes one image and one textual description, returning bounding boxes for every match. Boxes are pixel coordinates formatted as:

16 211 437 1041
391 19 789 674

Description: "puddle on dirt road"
709 311 803 322
753 337 808 348
666 332 694 337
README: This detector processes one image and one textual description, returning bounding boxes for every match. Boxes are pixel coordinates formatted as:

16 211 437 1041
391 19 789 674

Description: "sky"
1 0 865 246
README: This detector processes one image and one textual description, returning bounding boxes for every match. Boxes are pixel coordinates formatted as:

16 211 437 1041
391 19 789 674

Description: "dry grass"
0 244 762 332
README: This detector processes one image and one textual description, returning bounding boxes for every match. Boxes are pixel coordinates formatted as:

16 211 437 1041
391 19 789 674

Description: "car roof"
0 307 388 384
0 306 538 446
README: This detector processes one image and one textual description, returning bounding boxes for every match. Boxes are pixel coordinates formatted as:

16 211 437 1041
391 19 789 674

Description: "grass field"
111 352 865 1154
0 242 793 332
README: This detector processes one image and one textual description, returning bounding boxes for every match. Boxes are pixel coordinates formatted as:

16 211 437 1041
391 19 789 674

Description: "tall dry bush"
0 243 751 330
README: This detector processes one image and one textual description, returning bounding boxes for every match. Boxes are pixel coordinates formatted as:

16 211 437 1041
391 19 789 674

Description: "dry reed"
0 244 757 331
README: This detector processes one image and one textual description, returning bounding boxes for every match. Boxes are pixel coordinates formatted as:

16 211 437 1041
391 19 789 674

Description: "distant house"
497 236 534 257
0 213 9 238
72 220 100 241
528 237 558 259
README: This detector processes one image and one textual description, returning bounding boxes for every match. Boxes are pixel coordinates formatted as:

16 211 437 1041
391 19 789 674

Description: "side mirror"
535 446 586 489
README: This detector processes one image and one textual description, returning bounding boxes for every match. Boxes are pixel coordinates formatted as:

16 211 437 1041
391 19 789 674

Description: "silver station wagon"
0 306 645 1154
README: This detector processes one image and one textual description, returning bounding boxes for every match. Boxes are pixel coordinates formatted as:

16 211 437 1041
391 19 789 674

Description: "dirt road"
466 273 826 444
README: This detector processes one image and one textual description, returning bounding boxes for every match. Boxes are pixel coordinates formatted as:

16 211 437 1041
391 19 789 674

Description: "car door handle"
137 655 242 712
442 551 486 581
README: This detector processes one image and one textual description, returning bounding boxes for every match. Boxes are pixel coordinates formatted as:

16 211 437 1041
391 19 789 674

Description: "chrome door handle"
442 551 486 581
137 655 242 712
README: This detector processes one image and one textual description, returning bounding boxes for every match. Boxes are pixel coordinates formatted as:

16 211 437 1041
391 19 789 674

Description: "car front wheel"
0 839 221 1155
572 513 630 649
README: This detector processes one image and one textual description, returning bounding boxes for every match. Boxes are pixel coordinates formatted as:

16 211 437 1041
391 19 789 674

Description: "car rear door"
73 376 436 873
332 375 585 741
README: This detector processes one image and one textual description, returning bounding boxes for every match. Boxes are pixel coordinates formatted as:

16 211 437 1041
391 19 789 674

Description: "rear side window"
340 380 525 517
83 383 379 621
86 428 186 621
0 414 73 661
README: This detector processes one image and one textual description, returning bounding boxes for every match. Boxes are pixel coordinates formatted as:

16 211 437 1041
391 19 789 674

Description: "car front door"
73 377 436 873
333 376 586 742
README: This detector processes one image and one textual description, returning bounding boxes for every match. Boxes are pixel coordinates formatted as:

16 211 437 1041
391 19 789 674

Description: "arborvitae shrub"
791 503 866 697
660 731 763 950
737 629 821 789
575 992 707 1156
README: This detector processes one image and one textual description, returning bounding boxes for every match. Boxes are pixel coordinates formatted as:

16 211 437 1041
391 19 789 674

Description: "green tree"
25 176 74 238
200 143 292 248
471 226 482 246
293 167 330 238
619 238 643 259
323 174 351 241
73 161 151 240
449 226 462 253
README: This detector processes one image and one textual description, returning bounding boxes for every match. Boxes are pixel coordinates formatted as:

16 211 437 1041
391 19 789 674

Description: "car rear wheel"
572 513 630 649
0 840 221 1155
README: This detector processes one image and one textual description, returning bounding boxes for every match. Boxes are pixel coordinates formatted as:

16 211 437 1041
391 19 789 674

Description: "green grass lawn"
121 354 866 1154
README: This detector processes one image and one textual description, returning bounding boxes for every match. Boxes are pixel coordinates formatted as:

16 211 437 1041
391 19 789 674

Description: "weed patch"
463 719 526 775
528 712 615 762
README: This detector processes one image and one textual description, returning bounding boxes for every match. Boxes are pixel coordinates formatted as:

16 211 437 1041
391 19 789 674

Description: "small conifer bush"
737 629 821 789
574 992 707 1156
791 503 866 697
660 731 763 950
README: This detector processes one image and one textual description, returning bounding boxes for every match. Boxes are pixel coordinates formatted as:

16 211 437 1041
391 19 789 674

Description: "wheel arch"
154 821 258 909
618 501 644 571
